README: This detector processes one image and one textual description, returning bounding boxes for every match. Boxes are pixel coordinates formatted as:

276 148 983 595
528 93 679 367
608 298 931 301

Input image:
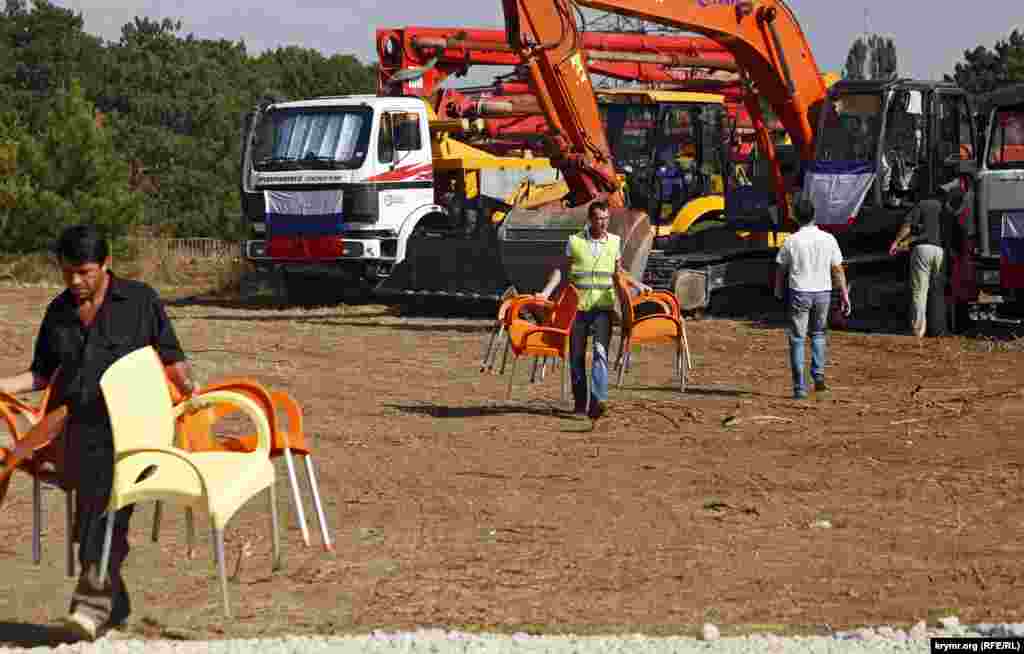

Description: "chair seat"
631 315 683 342
114 448 275 530
214 431 310 457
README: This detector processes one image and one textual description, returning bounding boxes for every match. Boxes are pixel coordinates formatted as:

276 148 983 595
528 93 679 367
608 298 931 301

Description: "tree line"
0 1 1022 255
0 0 375 253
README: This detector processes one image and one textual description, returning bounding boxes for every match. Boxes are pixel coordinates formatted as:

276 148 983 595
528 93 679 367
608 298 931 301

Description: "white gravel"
5 622 1024 654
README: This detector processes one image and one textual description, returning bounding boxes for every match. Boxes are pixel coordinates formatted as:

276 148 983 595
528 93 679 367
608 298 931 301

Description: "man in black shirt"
0 225 196 640
890 190 950 337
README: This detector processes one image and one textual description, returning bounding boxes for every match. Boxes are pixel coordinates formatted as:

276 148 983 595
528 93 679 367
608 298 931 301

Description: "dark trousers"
570 309 612 410
68 435 134 626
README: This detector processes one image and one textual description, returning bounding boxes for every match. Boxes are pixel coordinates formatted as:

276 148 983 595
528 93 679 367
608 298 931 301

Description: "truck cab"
810 78 976 254
973 83 1024 313
240 95 438 285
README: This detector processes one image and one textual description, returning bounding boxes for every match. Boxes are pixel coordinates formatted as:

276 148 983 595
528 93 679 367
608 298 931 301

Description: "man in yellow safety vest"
539 201 651 419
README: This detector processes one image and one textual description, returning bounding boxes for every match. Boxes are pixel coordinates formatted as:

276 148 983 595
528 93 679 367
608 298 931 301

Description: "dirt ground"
2 273 1024 647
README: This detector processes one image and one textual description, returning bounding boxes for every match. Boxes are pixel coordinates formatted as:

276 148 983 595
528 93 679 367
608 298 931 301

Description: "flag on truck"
265 189 345 259
802 161 876 230
1000 211 1024 288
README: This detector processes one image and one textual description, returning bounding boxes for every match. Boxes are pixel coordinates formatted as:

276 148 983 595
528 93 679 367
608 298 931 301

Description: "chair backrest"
100 346 177 452
612 273 635 328
550 284 579 331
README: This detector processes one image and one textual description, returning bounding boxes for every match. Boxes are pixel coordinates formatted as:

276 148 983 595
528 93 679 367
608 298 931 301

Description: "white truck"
238 93 652 302
970 83 1024 320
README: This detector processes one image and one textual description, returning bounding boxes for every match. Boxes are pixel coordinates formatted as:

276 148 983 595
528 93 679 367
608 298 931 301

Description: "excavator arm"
501 0 827 218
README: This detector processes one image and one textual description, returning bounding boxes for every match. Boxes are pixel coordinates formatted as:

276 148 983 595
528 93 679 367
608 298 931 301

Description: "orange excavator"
500 0 826 218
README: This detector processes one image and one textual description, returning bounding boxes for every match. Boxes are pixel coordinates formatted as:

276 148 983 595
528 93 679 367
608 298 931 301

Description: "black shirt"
905 198 944 247
30 272 186 445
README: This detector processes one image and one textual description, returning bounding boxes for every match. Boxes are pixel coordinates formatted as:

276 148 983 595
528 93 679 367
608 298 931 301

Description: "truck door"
372 109 434 230
978 101 1024 287
934 91 975 192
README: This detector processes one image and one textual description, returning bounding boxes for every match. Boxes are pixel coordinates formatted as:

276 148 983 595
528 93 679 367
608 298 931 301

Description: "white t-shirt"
775 224 843 292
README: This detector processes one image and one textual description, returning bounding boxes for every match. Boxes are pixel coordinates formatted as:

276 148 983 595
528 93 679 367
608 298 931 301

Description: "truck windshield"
816 92 883 162
252 106 373 171
987 105 1024 169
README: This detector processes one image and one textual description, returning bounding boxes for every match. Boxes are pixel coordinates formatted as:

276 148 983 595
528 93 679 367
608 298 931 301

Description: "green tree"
948 29 1024 94
843 35 898 80
843 37 868 80
1 80 142 252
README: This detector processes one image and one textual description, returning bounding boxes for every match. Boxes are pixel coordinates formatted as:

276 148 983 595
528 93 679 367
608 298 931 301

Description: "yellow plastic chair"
97 346 280 617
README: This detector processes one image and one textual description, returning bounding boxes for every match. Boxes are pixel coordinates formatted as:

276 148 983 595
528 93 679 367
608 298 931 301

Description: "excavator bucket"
373 219 513 301
501 204 653 292
374 203 654 301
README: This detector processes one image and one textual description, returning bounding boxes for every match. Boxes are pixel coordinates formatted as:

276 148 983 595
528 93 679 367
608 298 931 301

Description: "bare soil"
2 274 1024 647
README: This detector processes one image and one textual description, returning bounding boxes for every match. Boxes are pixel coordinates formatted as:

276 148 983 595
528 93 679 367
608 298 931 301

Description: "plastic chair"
482 292 555 374
0 375 78 578
505 284 579 402
612 273 690 391
168 381 332 551
97 346 279 618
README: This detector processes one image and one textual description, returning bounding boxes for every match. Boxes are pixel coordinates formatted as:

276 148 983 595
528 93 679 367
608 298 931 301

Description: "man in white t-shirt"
774 201 851 399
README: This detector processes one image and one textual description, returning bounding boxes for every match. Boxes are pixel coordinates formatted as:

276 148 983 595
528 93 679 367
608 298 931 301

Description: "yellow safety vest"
568 230 620 311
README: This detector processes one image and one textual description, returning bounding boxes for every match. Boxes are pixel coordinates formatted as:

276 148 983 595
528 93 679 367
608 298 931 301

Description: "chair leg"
303 454 333 551
151 501 163 543
617 338 630 387
32 476 41 565
269 482 282 571
212 525 230 618
678 339 686 393
186 508 195 559
281 445 310 547
498 338 511 375
506 355 518 399
98 512 114 587
682 318 692 371
529 357 540 383
481 324 499 371
65 490 75 578
560 354 568 403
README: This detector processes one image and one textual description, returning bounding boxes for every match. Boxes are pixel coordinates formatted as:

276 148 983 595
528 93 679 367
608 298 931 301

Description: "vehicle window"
378 112 395 163
817 93 882 161
252 107 371 170
393 112 422 151
987 106 1024 168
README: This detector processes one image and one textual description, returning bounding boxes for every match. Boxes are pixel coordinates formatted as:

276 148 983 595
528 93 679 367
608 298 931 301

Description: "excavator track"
374 204 654 302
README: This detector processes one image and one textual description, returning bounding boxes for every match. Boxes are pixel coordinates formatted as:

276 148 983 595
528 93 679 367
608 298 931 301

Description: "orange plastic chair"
167 378 332 551
0 373 78 578
612 273 690 391
505 284 579 402
481 293 556 375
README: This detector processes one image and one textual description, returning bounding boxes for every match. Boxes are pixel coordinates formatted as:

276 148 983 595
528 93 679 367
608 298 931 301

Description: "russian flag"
265 190 345 260
1000 212 1024 289
802 160 876 231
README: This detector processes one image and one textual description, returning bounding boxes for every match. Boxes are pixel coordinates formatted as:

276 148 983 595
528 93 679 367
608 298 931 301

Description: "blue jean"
787 290 831 394
570 309 612 409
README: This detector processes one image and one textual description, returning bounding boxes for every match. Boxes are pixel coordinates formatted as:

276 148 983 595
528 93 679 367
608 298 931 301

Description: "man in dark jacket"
0 225 197 640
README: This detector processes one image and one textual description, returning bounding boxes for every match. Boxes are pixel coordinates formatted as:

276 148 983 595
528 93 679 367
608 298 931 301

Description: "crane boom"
501 0 827 214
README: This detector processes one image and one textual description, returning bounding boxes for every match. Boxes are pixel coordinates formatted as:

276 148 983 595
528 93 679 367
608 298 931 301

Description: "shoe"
793 389 808 400
62 612 100 642
814 378 829 393
588 400 607 420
